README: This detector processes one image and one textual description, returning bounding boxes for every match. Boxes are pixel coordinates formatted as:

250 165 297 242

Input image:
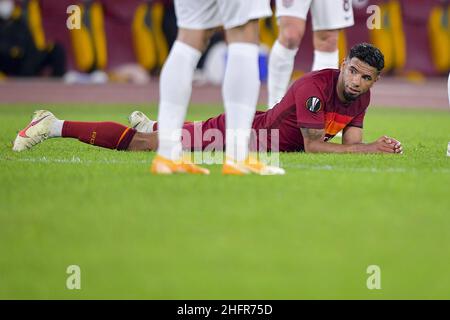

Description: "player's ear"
340 59 346 71
375 73 381 82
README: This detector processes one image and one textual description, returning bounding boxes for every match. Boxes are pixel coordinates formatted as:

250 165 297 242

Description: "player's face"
340 57 379 102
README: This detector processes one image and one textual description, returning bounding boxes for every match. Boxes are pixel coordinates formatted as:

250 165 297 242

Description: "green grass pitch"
0 103 449 299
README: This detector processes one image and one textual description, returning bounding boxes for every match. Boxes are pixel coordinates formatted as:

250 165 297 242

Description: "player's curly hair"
348 43 385 73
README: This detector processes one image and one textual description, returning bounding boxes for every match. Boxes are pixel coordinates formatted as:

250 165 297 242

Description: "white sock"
157 41 201 160
49 120 64 137
312 50 339 71
146 120 157 133
223 43 260 162
136 121 156 134
267 40 298 109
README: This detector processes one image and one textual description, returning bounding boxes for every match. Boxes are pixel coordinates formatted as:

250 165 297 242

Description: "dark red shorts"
181 111 274 151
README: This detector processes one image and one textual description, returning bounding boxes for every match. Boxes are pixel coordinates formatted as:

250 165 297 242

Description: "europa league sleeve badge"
306 97 322 113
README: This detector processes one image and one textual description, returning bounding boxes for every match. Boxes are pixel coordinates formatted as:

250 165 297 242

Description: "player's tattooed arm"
342 126 363 145
300 127 403 154
300 127 327 153
301 128 325 142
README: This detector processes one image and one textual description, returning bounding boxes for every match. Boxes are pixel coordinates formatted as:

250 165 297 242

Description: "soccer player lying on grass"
12 43 403 164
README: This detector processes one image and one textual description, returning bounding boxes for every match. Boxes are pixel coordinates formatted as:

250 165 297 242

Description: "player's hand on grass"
384 136 403 154
369 136 403 154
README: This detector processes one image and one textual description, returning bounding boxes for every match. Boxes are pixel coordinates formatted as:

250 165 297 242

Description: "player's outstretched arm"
300 127 403 154
342 126 403 153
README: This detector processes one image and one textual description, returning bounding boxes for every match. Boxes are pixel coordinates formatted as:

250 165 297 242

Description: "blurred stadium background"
0 0 449 108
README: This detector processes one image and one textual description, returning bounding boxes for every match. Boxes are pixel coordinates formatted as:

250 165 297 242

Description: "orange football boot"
222 156 285 176
151 155 210 175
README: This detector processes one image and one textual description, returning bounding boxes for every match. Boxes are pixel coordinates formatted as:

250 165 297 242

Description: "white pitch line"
285 164 406 173
1 156 449 174
285 164 450 174
0 156 148 165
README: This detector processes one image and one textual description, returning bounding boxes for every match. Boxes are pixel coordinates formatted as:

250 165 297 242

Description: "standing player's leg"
156 28 204 161
311 30 340 71
310 0 354 71
152 0 218 174
267 0 311 108
153 28 210 174
219 0 284 175
222 20 260 163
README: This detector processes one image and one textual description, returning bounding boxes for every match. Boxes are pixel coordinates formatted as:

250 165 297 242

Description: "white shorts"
275 0 354 31
174 0 272 30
